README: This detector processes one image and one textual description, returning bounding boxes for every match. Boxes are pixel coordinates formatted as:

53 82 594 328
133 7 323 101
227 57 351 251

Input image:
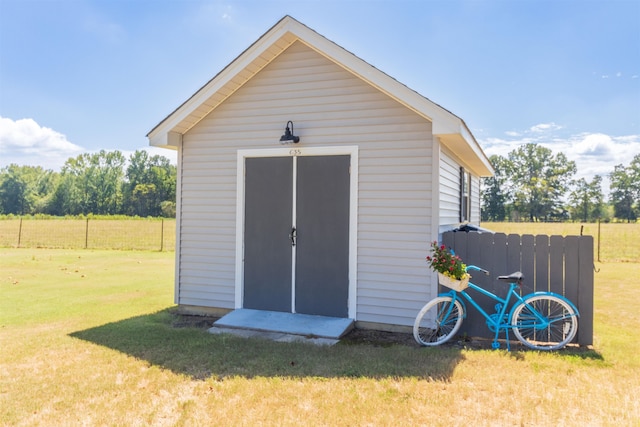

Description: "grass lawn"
1 248 639 426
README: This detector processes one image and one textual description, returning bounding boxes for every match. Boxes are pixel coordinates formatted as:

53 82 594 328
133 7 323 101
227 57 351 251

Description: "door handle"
289 227 297 246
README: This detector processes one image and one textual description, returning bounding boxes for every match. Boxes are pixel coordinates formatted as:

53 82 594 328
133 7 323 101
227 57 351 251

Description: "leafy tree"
609 154 640 222
123 150 176 217
504 143 576 221
0 165 28 214
51 150 126 215
0 165 58 214
130 183 157 217
160 200 176 218
569 175 604 222
48 173 78 215
2 149 176 217
481 154 509 221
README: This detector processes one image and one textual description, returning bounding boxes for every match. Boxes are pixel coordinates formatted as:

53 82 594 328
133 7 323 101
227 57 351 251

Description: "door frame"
235 146 359 318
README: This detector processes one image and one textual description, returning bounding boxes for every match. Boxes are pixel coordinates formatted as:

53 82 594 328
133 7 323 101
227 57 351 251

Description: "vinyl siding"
439 148 483 228
178 41 435 326
470 175 481 223
439 149 460 227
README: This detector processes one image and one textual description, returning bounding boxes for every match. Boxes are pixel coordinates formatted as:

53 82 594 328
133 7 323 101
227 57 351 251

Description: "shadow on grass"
501 346 605 362
448 335 605 361
69 308 464 381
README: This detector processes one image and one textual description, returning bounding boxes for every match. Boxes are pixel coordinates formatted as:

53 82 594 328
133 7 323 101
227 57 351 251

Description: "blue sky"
1 0 639 190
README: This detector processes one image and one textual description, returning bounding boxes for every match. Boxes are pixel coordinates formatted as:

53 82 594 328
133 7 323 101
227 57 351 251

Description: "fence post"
597 219 601 262
85 218 89 249
160 219 164 252
18 217 23 248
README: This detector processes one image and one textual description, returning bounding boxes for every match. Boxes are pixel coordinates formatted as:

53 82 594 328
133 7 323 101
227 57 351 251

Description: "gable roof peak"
147 15 493 176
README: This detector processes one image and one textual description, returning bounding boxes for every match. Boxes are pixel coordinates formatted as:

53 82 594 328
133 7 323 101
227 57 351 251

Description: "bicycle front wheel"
511 294 578 351
413 296 464 346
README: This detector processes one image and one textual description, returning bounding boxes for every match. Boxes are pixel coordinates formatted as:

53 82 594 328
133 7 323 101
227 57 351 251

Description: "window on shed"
460 167 471 222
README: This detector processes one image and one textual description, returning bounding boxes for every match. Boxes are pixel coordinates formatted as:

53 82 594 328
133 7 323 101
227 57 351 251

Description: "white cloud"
221 11 232 22
189 2 236 31
529 122 562 133
0 117 177 171
479 124 640 194
82 13 126 44
0 117 84 170
573 133 615 158
550 133 639 185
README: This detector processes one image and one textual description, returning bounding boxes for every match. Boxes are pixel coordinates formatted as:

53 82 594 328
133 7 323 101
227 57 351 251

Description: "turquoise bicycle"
413 266 579 350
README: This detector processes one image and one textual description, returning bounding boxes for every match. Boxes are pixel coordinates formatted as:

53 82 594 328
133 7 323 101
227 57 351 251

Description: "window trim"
459 167 471 222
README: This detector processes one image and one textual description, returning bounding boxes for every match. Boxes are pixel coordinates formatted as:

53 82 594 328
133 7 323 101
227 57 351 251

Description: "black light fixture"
279 121 300 144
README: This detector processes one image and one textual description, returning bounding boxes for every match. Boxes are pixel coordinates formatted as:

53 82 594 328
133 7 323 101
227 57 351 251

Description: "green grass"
1 248 639 425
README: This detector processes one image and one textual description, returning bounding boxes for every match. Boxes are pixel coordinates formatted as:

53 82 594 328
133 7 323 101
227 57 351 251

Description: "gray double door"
243 155 350 318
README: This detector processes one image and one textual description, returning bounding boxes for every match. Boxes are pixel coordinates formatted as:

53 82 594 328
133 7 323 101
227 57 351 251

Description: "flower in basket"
425 241 469 280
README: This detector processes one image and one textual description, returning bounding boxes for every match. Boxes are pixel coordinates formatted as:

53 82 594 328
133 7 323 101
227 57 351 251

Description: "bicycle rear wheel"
511 294 578 350
413 296 464 346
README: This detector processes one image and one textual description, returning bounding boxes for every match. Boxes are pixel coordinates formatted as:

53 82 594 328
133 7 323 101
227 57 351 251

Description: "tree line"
2 143 638 222
0 150 176 217
482 143 640 222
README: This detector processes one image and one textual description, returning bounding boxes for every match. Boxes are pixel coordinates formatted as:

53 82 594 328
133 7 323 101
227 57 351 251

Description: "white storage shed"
148 16 493 332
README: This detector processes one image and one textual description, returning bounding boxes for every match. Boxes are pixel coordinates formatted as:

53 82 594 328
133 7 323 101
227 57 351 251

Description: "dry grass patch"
0 218 175 251
1 248 639 426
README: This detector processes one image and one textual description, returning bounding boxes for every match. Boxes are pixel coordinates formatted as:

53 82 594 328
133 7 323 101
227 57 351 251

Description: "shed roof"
147 15 493 176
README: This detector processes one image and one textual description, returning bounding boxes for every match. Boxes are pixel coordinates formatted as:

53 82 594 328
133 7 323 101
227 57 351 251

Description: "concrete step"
209 309 354 344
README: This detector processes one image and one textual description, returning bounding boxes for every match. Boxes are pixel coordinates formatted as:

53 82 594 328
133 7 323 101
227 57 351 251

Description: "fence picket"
549 235 564 295
578 236 594 345
506 234 521 275
535 235 550 292
521 235 535 292
442 231 593 346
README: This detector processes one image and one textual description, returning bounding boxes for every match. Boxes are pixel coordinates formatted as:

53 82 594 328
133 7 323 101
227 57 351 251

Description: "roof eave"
146 15 454 142
437 120 494 177
146 16 298 141
149 131 181 149
147 15 494 179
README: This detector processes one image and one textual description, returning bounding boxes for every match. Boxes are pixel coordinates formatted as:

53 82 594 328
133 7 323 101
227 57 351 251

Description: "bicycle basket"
438 272 470 292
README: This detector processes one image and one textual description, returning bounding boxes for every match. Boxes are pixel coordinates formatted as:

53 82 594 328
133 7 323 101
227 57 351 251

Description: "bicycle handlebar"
466 265 490 275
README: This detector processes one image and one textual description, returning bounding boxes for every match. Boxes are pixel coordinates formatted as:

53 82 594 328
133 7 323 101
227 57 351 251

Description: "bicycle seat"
497 272 524 283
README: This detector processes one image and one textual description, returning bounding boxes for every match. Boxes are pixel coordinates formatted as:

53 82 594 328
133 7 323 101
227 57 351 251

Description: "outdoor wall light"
279 121 300 144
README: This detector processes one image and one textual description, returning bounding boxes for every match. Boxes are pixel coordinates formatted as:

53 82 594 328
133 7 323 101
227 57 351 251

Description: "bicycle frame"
440 271 578 350
441 282 520 350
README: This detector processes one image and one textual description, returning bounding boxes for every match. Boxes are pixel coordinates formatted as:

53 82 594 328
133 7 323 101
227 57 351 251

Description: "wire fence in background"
481 221 640 263
0 218 176 251
1 218 638 261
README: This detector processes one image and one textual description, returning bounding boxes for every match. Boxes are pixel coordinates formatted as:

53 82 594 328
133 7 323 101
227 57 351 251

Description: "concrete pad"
209 309 354 343
208 326 340 346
